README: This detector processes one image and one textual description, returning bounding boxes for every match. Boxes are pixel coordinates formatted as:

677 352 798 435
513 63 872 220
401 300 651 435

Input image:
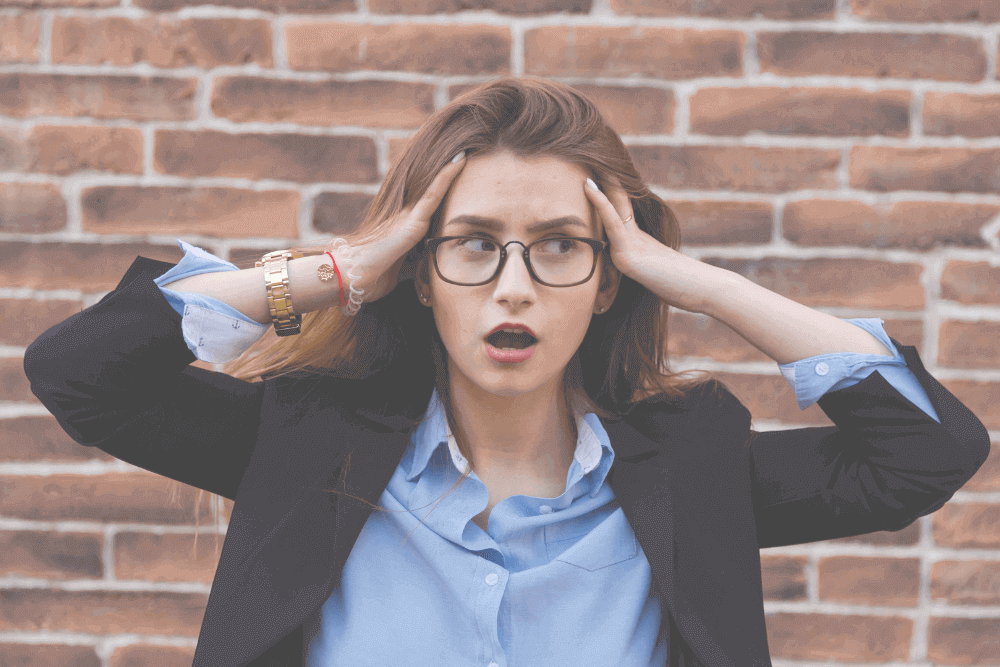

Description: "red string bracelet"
324 250 347 308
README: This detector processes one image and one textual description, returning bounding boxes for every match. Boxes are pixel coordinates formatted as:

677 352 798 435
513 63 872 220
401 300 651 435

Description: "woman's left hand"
583 176 719 314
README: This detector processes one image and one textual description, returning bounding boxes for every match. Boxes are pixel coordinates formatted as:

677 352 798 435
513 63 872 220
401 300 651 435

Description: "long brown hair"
187 76 706 549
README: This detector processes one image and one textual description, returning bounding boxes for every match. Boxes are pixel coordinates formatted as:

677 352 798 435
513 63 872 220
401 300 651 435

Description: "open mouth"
485 330 538 351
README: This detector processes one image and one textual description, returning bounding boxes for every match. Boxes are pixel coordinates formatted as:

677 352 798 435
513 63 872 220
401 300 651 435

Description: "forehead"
440 151 596 234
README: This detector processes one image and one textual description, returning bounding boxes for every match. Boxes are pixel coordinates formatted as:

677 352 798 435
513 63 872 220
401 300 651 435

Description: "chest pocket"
545 508 637 571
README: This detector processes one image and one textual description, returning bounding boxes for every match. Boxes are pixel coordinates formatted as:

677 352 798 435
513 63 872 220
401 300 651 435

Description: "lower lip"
485 340 537 363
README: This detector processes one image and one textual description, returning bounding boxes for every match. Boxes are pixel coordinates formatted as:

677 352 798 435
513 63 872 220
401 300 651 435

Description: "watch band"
256 249 305 337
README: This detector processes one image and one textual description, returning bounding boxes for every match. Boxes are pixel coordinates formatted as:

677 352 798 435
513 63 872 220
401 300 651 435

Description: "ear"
596 253 621 311
413 251 433 306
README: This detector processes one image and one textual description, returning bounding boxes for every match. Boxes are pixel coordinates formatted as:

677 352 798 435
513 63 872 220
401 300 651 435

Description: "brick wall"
2 0 999 664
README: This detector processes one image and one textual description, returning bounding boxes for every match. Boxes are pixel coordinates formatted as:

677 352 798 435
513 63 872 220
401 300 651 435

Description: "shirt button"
539 505 553 514
815 362 830 376
485 573 499 586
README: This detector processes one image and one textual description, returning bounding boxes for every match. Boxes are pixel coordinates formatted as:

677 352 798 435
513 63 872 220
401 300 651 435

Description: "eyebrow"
443 215 590 234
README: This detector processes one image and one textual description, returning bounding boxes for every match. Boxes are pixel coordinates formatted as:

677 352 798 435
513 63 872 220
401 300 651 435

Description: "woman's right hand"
338 151 467 304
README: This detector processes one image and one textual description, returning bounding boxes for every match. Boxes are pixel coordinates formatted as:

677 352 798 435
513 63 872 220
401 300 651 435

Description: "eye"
456 237 497 253
535 238 582 255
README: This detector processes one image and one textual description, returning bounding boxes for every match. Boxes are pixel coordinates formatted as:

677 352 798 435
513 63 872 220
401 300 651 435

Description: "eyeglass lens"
435 238 596 286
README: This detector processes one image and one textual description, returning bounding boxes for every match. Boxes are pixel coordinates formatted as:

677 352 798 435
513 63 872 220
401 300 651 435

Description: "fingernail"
586 177 599 192
451 151 465 164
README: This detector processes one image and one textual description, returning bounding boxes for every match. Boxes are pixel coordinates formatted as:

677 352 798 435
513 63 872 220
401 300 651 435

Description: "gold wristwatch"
256 249 305 337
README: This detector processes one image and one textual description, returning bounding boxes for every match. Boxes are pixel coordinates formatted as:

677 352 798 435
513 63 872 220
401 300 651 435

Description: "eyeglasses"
424 236 609 287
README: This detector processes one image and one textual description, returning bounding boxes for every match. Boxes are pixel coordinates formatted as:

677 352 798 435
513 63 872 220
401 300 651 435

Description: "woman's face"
417 150 620 401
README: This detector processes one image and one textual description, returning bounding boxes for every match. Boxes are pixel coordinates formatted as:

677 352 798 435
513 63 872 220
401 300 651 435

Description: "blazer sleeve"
747 338 990 549
23 255 266 501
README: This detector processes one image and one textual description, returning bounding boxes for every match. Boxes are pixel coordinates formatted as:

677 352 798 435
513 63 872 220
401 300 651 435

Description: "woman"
24 77 988 667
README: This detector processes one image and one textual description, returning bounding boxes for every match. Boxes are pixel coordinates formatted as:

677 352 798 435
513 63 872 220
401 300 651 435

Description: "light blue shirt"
153 239 941 665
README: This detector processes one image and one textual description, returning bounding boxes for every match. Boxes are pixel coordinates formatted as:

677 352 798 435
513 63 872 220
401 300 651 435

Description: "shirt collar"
406 387 614 497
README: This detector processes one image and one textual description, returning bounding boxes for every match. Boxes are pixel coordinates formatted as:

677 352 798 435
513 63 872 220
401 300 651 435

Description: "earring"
420 293 430 304
596 306 605 313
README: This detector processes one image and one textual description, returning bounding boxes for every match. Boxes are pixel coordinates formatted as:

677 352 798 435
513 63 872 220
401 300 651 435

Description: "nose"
492 243 536 306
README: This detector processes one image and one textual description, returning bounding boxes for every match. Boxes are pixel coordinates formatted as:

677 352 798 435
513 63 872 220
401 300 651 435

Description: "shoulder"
625 377 751 437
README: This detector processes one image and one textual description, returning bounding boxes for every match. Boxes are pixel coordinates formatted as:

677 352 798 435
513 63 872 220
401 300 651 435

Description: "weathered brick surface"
0 415 113 462
287 23 510 75
0 472 213 524
155 130 377 184
933 502 1000 549
783 200 997 250
924 93 1000 138
630 145 840 192
931 560 1000 606
1 356 36 402
312 192 375 236
0 183 67 233
942 380 1000 430
669 311 771 362
0 644 100 667
135 0 352 12
818 556 920 607
0 74 197 121
964 442 1000 492
109 645 196 667
765 612 911 662
850 147 1000 194
0 530 103 579
690 87 910 137
212 78 436 128
82 186 300 239
611 0 833 18
525 27 743 79
27 125 143 175
114 532 221 584
928 618 1000 665
0 589 208 634
758 32 987 82
761 555 807 600
670 200 772 245
705 257 925 310
0 242 182 291
851 0 1000 22
369 0 589 13
0 13 41 63
52 17 272 68
942 261 1000 306
938 320 1000 370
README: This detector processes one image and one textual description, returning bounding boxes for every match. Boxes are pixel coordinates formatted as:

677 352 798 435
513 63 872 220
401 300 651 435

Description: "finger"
409 151 467 223
584 177 631 242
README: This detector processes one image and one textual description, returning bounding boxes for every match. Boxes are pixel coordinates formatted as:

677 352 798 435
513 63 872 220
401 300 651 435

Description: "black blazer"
23 256 990 667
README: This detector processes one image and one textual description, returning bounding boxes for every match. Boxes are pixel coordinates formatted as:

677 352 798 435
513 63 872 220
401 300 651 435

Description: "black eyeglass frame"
424 236 610 288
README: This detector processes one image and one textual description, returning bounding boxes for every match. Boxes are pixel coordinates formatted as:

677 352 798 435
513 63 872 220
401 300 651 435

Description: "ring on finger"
621 215 633 224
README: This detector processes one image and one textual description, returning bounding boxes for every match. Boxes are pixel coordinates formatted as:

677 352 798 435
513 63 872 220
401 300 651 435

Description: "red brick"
312 192 375 236
851 0 1000 22
706 257 925 310
287 23 509 75
28 125 143 175
882 318 923 350
1 356 35 402
0 13 41 63
525 27 743 79
964 441 1000 492
942 261 1000 306
135 0 351 11
829 520 920 546
0 530 103 579
942 380 1000 430
0 241 182 291
766 612 911 662
109 645 195 667
761 555 807 601
154 130 377 184
714 372 833 426
931 560 1000 606
0 472 213 524
1 0 115 5
52 17 271 68
783 200 997 250
0 589 207 634
758 32 987 82
114 532 221 583
691 87 909 137
612 0 833 17
0 126 27 169
369 0 590 13
0 74 197 121
939 320 1000 370
81 186 299 239
668 200 772 245
0 644 99 667
212 77 435 129
630 145 839 192
0 183 66 233
818 556 919 607
850 147 1000 194
668 311 770 362
0 415 114 462
928 617 1000 664
925 93 1000 138
933 502 1000 549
